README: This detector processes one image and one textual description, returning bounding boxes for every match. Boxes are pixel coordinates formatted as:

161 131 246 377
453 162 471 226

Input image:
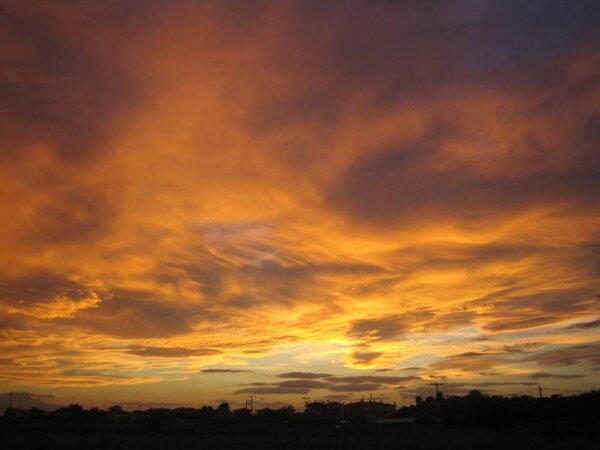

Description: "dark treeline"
1 402 301 433
1 390 599 433
394 389 600 426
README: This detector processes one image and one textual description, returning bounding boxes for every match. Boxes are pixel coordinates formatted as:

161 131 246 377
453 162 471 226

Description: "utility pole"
249 395 254 415
8 392 13 409
430 382 444 396
538 385 543 399
302 397 310 408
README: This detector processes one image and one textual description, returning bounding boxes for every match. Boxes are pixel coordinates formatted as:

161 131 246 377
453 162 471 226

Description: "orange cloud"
0 0 599 407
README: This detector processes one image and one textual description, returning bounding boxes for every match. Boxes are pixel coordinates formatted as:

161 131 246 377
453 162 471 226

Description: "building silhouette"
305 398 395 422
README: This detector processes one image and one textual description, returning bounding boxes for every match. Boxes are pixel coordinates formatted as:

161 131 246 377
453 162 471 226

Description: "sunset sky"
1 0 599 410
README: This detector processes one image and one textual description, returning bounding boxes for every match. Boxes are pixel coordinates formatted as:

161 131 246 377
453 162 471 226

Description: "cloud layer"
0 0 599 406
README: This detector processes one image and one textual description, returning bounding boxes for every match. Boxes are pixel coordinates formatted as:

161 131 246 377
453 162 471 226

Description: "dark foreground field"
2 420 599 450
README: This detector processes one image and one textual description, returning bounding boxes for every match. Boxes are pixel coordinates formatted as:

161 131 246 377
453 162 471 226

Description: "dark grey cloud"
233 373 415 396
0 314 26 331
277 380 329 389
169 248 385 312
430 351 511 372
57 369 151 385
529 372 585 380
277 371 332 379
69 288 207 338
0 272 106 317
429 310 477 331
124 346 221 358
0 1 144 163
502 343 541 354
352 351 382 364
0 273 97 305
328 141 600 229
562 319 600 331
430 341 600 374
474 286 600 333
524 343 600 367
347 307 477 348
327 375 419 384
349 310 434 341
247 1 600 139
202 368 250 373
233 259 384 309
22 189 116 245
0 274 208 340
233 386 308 395
233 378 329 395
